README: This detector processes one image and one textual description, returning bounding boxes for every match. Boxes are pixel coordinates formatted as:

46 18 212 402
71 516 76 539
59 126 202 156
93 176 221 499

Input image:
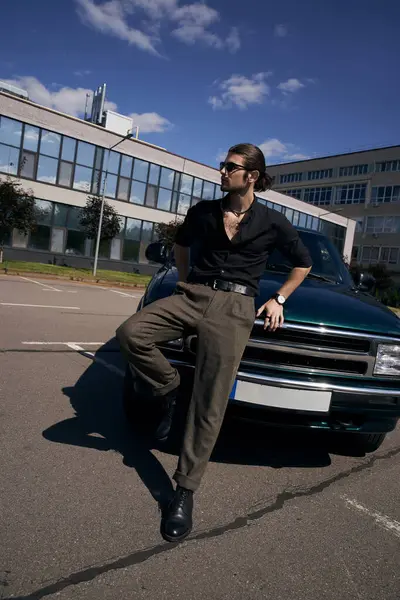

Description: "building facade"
0 91 353 273
267 147 400 272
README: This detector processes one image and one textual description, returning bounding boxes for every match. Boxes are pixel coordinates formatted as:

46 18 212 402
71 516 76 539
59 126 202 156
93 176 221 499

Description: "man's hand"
256 299 284 331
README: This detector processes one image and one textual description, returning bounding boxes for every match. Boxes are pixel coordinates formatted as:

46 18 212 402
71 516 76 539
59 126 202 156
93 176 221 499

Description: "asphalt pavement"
1 274 399 600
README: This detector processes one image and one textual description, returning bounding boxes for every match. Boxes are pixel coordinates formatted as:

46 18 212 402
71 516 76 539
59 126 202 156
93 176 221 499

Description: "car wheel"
336 432 387 454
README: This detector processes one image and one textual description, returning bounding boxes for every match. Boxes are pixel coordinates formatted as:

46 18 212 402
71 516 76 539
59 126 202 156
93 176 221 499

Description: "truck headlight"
374 344 400 376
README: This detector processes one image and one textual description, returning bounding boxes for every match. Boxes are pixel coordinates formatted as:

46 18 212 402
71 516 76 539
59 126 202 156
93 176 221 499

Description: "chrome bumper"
168 358 400 397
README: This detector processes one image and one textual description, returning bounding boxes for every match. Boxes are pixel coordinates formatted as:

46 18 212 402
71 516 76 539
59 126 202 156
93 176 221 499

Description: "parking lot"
1 274 400 600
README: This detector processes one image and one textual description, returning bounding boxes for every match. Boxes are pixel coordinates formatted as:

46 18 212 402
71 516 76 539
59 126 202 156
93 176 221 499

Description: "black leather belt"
199 279 255 297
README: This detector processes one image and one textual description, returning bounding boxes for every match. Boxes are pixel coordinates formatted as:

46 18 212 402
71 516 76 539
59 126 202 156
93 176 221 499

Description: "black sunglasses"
219 161 248 174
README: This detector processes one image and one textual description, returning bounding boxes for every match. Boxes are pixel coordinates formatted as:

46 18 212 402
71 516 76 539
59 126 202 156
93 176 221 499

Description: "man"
116 143 312 543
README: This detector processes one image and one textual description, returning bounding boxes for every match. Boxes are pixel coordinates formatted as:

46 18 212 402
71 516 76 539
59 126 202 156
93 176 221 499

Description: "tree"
79 195 121 241
155 218 183 251
0 177 36 263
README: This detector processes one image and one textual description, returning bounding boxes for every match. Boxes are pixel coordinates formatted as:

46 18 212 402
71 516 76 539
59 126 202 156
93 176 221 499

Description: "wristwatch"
272 293 286 306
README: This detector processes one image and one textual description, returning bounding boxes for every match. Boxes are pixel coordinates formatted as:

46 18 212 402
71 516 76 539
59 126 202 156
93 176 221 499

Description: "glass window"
123 218 141 262
19 150 36 179
0 116 22 147
76 141 95 167
177 193 191 215
37 155 58 184
145 184 158 208
292 211 300 227
110 237 122 260
66 230 86 256
61 136 76 161
92 169 102 195
120 155 133 177
191 197 201 207
107 151 120 174
34 200 53 225
130 180 146 205
23 125 39 151
53 203 69 227
139 221 154 263
0 144 19 175
58 161 73 187
93 147 104 170
180 174 193 195
193 178 203 197
67 206 83 230
117 177 130 201
50 227 65 253
29 225 50 250
105 174 118 199
148 163 160 185
160 167 174 189
99 238 111 259
171 192 179 213
73 165 92 192
157 188 172 211
133 158 149 182
202 181 215 200
40 130 61 158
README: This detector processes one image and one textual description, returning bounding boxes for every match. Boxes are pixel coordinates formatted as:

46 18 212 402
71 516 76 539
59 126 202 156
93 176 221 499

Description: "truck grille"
250 322 371 353
182 321 376 378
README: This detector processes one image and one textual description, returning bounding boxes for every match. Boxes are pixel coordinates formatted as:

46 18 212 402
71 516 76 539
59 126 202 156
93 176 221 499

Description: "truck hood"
145 269 400 338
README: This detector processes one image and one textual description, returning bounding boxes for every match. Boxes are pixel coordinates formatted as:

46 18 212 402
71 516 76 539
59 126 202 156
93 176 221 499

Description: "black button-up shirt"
174 196 313 296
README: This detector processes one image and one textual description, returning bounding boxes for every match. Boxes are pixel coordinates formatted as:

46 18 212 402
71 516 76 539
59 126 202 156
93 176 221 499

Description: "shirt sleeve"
274 212 313 268
174 204 200 247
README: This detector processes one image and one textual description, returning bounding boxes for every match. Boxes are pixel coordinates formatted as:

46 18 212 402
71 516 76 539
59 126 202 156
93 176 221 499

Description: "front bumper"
167 356 400 434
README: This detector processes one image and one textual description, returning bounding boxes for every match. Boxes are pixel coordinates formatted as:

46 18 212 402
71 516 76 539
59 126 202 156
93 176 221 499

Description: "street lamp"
92 129 133 276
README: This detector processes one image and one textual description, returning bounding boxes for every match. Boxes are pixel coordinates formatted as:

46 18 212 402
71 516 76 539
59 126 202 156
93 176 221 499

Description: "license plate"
229 380 331 413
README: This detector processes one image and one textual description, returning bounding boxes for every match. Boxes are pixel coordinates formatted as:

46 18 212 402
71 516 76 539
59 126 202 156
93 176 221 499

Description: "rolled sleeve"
174 205 199 247
274 213 313 268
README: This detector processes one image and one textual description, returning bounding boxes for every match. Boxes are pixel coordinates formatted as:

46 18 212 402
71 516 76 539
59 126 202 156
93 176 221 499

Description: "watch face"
277 294 286 304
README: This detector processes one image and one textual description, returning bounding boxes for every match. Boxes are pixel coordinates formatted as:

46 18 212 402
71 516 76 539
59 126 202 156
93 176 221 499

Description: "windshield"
262 230 352 285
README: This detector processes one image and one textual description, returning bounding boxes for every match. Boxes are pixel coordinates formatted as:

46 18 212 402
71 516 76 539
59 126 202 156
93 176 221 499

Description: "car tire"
337 432 387 454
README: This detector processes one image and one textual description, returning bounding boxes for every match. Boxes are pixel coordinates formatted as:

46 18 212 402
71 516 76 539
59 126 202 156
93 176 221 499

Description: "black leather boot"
161 486 193 542
154 389 178 442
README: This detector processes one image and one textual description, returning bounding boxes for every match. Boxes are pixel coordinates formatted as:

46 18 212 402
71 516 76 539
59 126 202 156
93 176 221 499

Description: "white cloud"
74 69 92 76
129 112 173 133
277 78 305 94
274 24 287 37
209 72 271 110
2 75 117 116
226 27 240 53
3 75 172 134
75 0 160 55
75 0 240 55
259 138 310 164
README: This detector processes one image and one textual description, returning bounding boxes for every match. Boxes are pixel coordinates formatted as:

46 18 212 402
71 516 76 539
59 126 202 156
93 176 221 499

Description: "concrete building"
0 89 354 273
268 147 400 273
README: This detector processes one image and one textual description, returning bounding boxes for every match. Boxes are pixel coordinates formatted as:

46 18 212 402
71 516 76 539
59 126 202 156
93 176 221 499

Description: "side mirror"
145 241 168 264
354 271 376 292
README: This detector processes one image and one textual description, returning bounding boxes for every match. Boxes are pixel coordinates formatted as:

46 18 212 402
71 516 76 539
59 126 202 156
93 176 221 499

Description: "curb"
0 270 148 290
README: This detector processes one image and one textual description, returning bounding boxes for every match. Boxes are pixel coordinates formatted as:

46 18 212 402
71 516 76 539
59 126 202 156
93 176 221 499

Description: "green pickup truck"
126 228 400 453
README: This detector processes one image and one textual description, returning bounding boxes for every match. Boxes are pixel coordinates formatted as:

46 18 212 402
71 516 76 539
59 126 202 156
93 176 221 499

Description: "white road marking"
19 276 62 292
66 343 84 351
22 341 104 346
81 350 125 376
1 303 80 310
342 495 400 539
42 289 78 293
109 289 141 298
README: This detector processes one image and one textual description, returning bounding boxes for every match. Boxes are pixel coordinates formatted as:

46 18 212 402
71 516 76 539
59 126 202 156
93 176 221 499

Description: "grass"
1 260 152 287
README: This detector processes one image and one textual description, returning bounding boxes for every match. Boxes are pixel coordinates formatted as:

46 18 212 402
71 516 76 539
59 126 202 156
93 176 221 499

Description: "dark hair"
228 143 273 192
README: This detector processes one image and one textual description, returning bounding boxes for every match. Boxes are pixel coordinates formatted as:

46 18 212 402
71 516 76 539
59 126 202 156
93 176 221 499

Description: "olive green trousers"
116 281 255 491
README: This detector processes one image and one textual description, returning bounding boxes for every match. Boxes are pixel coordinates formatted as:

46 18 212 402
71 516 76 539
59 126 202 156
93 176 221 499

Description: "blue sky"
1 0 399 168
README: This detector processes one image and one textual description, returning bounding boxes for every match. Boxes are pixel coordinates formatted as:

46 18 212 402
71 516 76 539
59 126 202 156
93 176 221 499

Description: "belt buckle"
212 280 218 290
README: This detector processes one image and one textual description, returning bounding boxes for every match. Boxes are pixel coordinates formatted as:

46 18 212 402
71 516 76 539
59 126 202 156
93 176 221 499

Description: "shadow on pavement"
43 339 333 512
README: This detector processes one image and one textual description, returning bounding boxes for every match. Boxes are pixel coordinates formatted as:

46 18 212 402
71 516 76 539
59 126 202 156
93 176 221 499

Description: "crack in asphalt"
5 444 400 600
